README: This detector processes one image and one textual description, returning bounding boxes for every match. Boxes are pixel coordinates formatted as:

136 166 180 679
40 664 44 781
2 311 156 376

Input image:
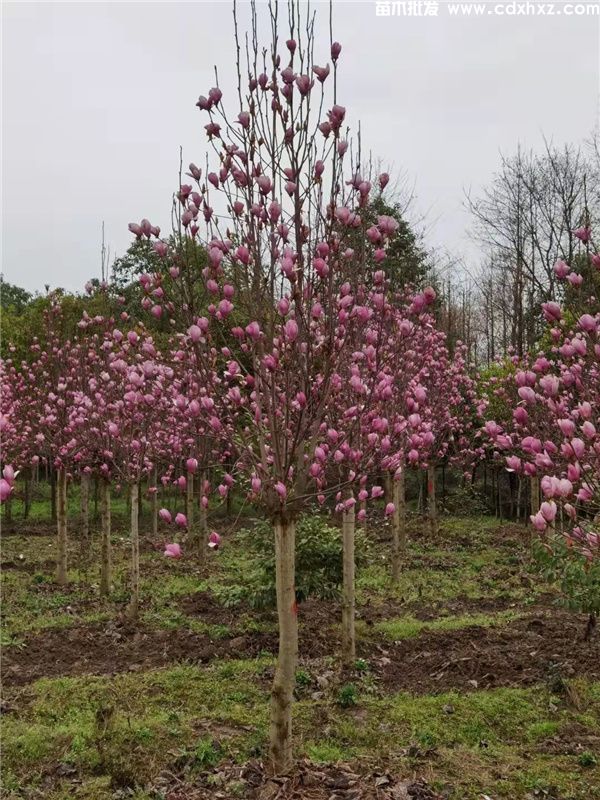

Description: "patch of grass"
305 740 349 764
1 660 273 794
306 681 600 799
370 610 522 641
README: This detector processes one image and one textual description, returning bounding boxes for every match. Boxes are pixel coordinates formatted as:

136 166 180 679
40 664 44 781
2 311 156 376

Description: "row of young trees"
0 1 482 773
481 225 599 556
1 0 598 775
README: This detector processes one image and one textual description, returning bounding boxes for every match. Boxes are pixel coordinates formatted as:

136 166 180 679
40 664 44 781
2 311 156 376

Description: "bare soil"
375 611 600 694
3 595 598 696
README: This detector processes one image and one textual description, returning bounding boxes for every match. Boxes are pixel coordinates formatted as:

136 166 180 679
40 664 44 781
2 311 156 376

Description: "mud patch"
1 621 276 687
357 594 513 625
374 611 600 694
1 599 340 687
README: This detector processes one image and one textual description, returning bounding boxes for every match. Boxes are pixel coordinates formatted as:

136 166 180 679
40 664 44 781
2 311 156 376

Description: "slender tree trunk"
441 464 446 507
50 466 57 523
427 465 437 536
341 496 356 666
137 481 143 527
24 470 32 520
56 467 68 585
100 481 112 597
530 475 540 521
186 473 194 539
127 482 140 620
498 470 503 523
391 469 406 582
5 494 13 525
383 471 392 505
197 469 208 556
359 499 367 532
269 517 297 775
151 468 158 540
80 473 90 569
93 475 99 522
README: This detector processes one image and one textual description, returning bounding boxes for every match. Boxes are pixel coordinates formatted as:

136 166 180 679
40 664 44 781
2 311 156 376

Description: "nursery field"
1 500 599 800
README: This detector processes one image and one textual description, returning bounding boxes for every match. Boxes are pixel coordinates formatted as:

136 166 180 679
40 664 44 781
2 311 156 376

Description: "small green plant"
336 683 359 708
578 752 598 768
214 515 367 609
353 658 369 673
193 736 221 768
295 669 312 688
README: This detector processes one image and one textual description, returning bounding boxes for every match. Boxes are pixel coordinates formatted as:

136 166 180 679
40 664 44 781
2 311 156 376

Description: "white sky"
2 1 599 293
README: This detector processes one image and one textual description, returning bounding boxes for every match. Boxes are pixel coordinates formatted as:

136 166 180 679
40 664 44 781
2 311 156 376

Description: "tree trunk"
359 498 367 531
137 481 143 527
99 481 112 597
441 464 447 507
341 496 356 666
5 493 13 525
127 482 140 620
498 470 503 523
56 467 68 584
269 517 297 775
80 473 90 569
186 472 194 540
93 475 99 522
50 466 57 523
383 471 392 505
197 469 208 556
530 475 540 520
391 469 406 582
24 470 32 520
151 468 158 540
427 465 437 536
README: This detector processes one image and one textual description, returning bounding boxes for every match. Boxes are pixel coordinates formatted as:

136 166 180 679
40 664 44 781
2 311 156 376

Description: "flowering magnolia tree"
2 301 93 583
484 225 599 564
79 317 174 617
126 1 452 772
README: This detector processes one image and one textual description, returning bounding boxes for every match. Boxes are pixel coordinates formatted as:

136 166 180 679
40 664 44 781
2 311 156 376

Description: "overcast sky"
2 1 599 294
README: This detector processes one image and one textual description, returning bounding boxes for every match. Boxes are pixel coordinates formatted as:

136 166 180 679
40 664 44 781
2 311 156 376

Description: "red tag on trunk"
291 599 298 615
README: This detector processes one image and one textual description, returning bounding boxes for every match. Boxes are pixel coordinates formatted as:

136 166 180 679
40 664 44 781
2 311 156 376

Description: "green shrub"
214 515 367 610
336 684 359 708
533 536 600 623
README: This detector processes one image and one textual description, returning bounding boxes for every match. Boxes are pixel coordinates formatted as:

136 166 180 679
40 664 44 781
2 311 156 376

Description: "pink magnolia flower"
164 543 182 559
554 260 570 278
540 501 557 523
0 478 13 503
505 456 522 472
578 314 597 333
284 319 299 342
175 512 188 528
517 386 536 404
159 508 172 524
572 226 592 243
530 512 547 532
208 531 221 550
